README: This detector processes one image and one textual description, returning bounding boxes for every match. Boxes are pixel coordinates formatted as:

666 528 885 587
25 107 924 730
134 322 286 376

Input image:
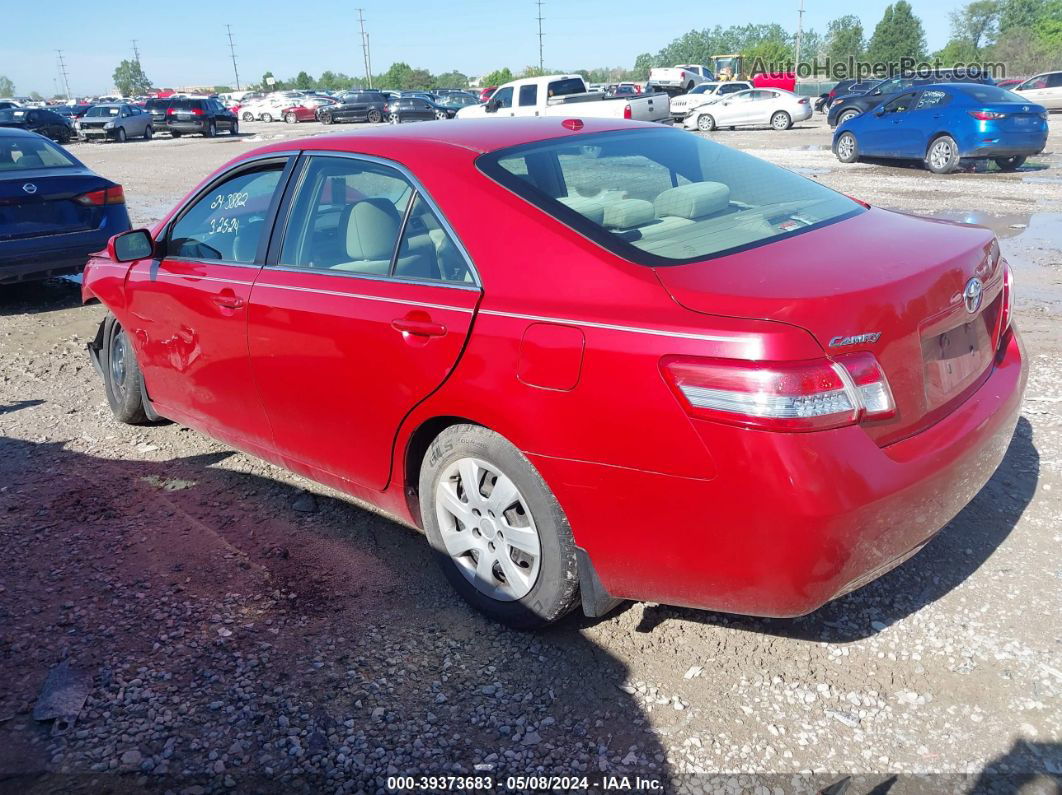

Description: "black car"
435 94 479 112
828 71 996 127
0 107 74 144
165 98 238 137
0 128 131 283
144 97 175 131
386 97 455 123
318 91 388 124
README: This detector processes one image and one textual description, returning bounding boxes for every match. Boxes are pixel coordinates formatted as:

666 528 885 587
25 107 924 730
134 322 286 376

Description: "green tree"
826 15 866 66
867 1 928 66
479 67 514 87
213 85 233 94
402 68 434 90
633 53 654 78
987 26 1056 71
382 62 414 90
1033 0 1062 50
260 71 284 91
294 71 315 90
112 59 152 96
29 90 44 101
997 0 1046 32
434 70 469 88
950 0 1000 54
0 75 14 96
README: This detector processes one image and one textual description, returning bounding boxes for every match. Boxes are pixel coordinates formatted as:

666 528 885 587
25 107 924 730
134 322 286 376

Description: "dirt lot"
1 115 1060 793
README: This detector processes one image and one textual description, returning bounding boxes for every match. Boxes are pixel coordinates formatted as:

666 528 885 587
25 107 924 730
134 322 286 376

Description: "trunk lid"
653 207 1004 445
0 169 110 241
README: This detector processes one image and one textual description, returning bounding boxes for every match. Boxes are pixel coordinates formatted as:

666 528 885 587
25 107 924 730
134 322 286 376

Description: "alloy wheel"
930 139 953 171
837 134 855 159
434 457 542 602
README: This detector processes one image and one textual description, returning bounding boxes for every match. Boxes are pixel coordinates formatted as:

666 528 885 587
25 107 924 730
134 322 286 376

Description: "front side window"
168 165 285 263
884 92 917 113
479 128 861 265
493 87 514 108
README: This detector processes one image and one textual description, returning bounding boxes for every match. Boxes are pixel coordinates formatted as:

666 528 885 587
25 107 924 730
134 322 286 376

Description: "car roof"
249 117 647 157
0 126 42 138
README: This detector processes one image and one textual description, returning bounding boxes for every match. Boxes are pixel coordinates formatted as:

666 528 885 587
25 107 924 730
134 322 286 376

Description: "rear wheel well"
402 416 483 527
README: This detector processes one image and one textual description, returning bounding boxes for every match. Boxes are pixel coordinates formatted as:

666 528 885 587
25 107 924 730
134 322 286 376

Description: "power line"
536 0 544 73
356 9 372 89
225 24 241 91
56 50 71 100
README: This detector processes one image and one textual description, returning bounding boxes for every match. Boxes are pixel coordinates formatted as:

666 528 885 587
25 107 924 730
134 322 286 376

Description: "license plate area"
921 304 996 410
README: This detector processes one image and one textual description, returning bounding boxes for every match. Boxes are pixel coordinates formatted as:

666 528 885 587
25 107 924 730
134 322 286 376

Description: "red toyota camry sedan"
83 118 1026 628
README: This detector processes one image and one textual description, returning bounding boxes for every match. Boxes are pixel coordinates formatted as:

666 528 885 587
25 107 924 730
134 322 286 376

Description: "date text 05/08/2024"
385 775 665 791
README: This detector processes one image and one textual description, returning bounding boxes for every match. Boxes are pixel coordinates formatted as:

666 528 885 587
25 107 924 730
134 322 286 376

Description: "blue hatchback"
0 128 130 283
833 83 1048 174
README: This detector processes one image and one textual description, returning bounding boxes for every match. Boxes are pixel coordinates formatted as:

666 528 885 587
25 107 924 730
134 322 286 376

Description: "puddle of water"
999 213 1062 313
927 210 1033 239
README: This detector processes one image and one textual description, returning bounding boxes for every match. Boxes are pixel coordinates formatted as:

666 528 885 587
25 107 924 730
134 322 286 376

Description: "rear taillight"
623 103 632 120
661 352 895 432
969 110 1007 120
191 107 204 115
75 185 125 206
798 97 809 104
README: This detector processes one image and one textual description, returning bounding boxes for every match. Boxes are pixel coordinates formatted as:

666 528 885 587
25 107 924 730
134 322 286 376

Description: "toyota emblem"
21 183 37 194
963 277 984 314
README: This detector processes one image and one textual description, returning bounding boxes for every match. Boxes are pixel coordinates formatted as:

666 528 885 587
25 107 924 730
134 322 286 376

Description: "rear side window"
168 166 285 263
518 84 538 106
915 90 949 109
478 128 862 265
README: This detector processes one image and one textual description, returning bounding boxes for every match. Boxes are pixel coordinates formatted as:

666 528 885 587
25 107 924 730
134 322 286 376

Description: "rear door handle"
212 290 244 310
391 318 446 337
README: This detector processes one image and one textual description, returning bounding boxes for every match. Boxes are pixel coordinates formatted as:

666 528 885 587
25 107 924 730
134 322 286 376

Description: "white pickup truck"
455 75 670 123
648 64 715 95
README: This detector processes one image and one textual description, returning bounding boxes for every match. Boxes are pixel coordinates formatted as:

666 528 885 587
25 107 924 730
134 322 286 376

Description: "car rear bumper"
0 211 130 284
167 120 212 132
531 328 1027 617
961 135 1047 158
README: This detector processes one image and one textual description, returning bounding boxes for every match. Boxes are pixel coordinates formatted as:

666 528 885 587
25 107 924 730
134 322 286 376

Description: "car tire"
835 131 860 163
686 82 695 92
102 315 150 425
242 111 254 121
697 114 716 132
320 112 333 124
771 111 792 130
838 109 860 125
367 109 381 123
115 127 127 143
230 120 239 135
926 135 960 174
285 112 297 124
206 121 216 137
435 110 447 120
143 125 153 140
994 155 1026 171
170 131 181 138
419 424 581 630
390 113 400 124
261 113 273 123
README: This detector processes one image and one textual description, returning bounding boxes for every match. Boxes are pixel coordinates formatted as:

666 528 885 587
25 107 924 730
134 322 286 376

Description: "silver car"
76 103 153 142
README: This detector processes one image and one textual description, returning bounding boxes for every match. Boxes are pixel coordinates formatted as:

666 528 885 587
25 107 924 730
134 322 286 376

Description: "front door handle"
391 317 446 337
212 290 244 310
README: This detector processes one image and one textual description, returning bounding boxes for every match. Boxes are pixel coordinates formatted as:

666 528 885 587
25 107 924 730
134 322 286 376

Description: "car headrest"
557 196 605 225
344 198 401 260
602 199 655 230
654 182 731 220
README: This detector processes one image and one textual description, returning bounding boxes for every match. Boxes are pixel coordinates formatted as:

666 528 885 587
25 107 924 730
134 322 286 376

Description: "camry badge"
829 332 882 347
22 183 37 194
963 277 984 314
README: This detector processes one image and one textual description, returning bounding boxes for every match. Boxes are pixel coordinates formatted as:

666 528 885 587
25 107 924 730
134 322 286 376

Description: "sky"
3 0 966 96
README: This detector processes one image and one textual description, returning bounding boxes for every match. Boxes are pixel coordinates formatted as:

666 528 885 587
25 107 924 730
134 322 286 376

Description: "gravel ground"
0 114 1060 793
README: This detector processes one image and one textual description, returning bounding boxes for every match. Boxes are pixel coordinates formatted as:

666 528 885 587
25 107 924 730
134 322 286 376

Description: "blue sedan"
833 83 1048 174
0 127 130 283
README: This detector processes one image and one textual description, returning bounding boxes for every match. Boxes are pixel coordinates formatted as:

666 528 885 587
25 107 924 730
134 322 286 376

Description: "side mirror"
875 108 887 116
109 229 154 262
485 99 499 113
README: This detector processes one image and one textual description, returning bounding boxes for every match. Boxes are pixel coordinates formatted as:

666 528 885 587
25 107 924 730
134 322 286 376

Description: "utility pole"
131 39 141 66
225 25 241 90
357 9 372 89
536 0 544 73
366 33 374 88
56 50 71 100
794 0 805 78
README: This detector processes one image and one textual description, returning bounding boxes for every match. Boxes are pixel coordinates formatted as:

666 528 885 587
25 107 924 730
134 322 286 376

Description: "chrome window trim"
275 150 482 289
264 264 480 292
253 281 474 313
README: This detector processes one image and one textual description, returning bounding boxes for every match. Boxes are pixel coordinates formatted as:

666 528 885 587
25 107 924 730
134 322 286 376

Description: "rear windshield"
145 98 172 109
959 84 1023 103
0 136 78 170
86 106 120 117
546 78 586 98
170 99 203 110
478 128 862 265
